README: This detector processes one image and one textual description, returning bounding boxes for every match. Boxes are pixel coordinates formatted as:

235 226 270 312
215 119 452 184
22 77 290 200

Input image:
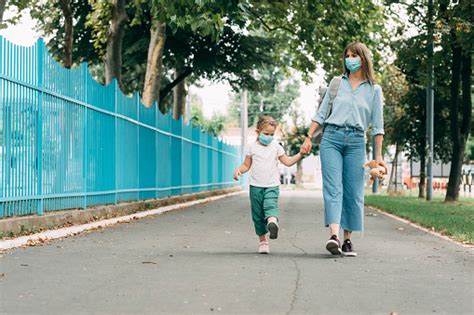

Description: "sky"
0 9 327 122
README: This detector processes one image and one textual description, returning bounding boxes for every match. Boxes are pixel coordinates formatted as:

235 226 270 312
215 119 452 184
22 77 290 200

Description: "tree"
394 31 455 198
58 0 73 68
388 0 466 199
0 0 7 24
228 66 300 128
281 102 316 186
189 96 228 137
439 0 473 202
247 0 388 81
87 0 128 90
379 64 409 194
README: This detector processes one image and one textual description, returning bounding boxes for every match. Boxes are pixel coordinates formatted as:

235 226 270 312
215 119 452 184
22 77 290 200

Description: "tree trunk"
105 0 127 91
142 21 166 108
445 42 472 202
59 0 73 68
0 0 7 24
388 143 400 193
419 154 426 199
295 160 303 187
172 72 186 120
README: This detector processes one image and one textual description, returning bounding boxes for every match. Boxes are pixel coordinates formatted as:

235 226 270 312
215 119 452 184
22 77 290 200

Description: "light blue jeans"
320 125 366 232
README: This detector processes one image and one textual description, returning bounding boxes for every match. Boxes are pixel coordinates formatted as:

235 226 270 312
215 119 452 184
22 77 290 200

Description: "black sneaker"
267 221 279 239
325 235 342 255
341 239 357 257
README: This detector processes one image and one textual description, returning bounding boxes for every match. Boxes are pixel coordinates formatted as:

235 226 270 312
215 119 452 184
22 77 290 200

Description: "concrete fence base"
0 187 241 237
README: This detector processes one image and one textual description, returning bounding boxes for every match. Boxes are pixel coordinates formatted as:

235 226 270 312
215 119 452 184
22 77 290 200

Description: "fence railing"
0 37 240 218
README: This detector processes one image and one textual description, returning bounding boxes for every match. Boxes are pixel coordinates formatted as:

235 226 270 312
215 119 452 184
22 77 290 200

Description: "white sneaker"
258 241 269 254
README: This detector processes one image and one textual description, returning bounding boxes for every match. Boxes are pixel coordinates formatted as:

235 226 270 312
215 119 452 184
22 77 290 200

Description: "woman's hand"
301 137 312 155
233 168 242 181
376 156 387 174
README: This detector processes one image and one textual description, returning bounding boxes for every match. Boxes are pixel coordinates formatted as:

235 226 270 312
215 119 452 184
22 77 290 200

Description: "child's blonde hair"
256 115 278 131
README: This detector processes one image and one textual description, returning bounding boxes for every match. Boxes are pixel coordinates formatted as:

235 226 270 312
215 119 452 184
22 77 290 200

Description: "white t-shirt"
245 141 285 187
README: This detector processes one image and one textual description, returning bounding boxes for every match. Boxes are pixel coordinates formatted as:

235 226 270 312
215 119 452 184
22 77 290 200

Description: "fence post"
83 63 88 210
114 80 118 204
0 36 3 211
137 95 140 201
36 39 44 216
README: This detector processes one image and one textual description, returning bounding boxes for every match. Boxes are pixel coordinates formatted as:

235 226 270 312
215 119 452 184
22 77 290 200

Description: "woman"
301 42 386 257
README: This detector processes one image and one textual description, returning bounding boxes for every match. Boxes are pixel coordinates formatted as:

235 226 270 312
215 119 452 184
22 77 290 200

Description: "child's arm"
278 152 303 167
233 155 252 180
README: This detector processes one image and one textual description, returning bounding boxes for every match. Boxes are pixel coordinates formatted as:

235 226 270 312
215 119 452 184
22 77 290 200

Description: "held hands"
300 137 312 156
233 168 242 181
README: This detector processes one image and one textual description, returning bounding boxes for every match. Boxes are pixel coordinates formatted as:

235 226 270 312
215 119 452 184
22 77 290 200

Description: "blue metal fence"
0 37 240 218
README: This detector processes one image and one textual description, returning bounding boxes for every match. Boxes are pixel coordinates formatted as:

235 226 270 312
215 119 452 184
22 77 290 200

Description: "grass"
365 194 474 244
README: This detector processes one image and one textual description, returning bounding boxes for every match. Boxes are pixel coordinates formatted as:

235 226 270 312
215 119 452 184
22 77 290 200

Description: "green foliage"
228 66 300 128
30 1 98 66
86 0 113 57
247 0 388 81
190 101 228 137
389 3 456 164
282 102 317 157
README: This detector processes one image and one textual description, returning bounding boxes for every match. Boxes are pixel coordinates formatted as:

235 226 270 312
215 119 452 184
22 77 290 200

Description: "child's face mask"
258 134 273 146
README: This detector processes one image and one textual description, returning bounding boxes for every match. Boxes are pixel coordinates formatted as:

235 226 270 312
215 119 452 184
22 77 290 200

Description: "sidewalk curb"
0 187 241 236
0 189 244 251
367 205 474 250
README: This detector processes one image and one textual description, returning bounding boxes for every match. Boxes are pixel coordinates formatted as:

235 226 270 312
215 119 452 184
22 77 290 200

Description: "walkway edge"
367 205 474 250
0 190 244 251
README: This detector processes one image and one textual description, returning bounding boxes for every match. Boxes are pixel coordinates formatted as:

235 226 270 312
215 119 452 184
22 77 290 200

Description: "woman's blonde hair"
256 115 278 131
343 42 377 84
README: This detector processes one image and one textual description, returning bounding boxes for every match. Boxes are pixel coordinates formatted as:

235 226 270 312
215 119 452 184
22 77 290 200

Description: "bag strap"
324 76 342 120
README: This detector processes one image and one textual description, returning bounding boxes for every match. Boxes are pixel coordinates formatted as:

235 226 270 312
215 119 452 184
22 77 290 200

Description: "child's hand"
233 169 242 181
299 146 308 156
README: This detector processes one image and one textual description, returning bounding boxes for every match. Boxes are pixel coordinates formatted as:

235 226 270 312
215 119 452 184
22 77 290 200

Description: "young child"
233 115 304 254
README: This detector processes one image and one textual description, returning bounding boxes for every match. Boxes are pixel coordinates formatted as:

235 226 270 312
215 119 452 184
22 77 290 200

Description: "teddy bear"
365 160 387 181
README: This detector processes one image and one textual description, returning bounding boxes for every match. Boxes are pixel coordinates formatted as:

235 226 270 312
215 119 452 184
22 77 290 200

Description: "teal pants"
249 186 280 236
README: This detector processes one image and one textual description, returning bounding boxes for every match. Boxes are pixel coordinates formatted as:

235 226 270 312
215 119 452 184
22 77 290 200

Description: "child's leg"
263 187 280 221
263 187 280 239
249 186 268 237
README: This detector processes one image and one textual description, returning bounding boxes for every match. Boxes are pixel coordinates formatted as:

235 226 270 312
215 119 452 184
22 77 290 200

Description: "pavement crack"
286 257 301 315
289 231 308 255
286 230 306 315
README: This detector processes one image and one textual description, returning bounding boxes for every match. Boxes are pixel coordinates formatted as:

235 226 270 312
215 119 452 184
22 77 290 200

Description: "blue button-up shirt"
312 74 385 136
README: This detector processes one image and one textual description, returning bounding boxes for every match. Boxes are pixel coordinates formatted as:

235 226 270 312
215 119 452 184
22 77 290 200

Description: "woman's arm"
279 153 303 167
301 121 321 154
374 134 386 170
233 155 252 180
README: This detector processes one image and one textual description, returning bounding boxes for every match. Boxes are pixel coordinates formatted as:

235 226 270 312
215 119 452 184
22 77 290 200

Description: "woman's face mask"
345 57 361 72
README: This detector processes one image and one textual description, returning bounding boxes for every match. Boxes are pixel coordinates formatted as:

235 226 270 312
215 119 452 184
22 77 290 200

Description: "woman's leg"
341 135 366 235
320 134 344 235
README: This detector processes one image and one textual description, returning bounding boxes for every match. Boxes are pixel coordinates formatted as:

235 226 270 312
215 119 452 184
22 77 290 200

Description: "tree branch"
247 8 298 36
159 67 193 102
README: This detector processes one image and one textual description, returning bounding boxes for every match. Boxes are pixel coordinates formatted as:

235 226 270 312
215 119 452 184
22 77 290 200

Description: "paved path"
1 190 473 314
